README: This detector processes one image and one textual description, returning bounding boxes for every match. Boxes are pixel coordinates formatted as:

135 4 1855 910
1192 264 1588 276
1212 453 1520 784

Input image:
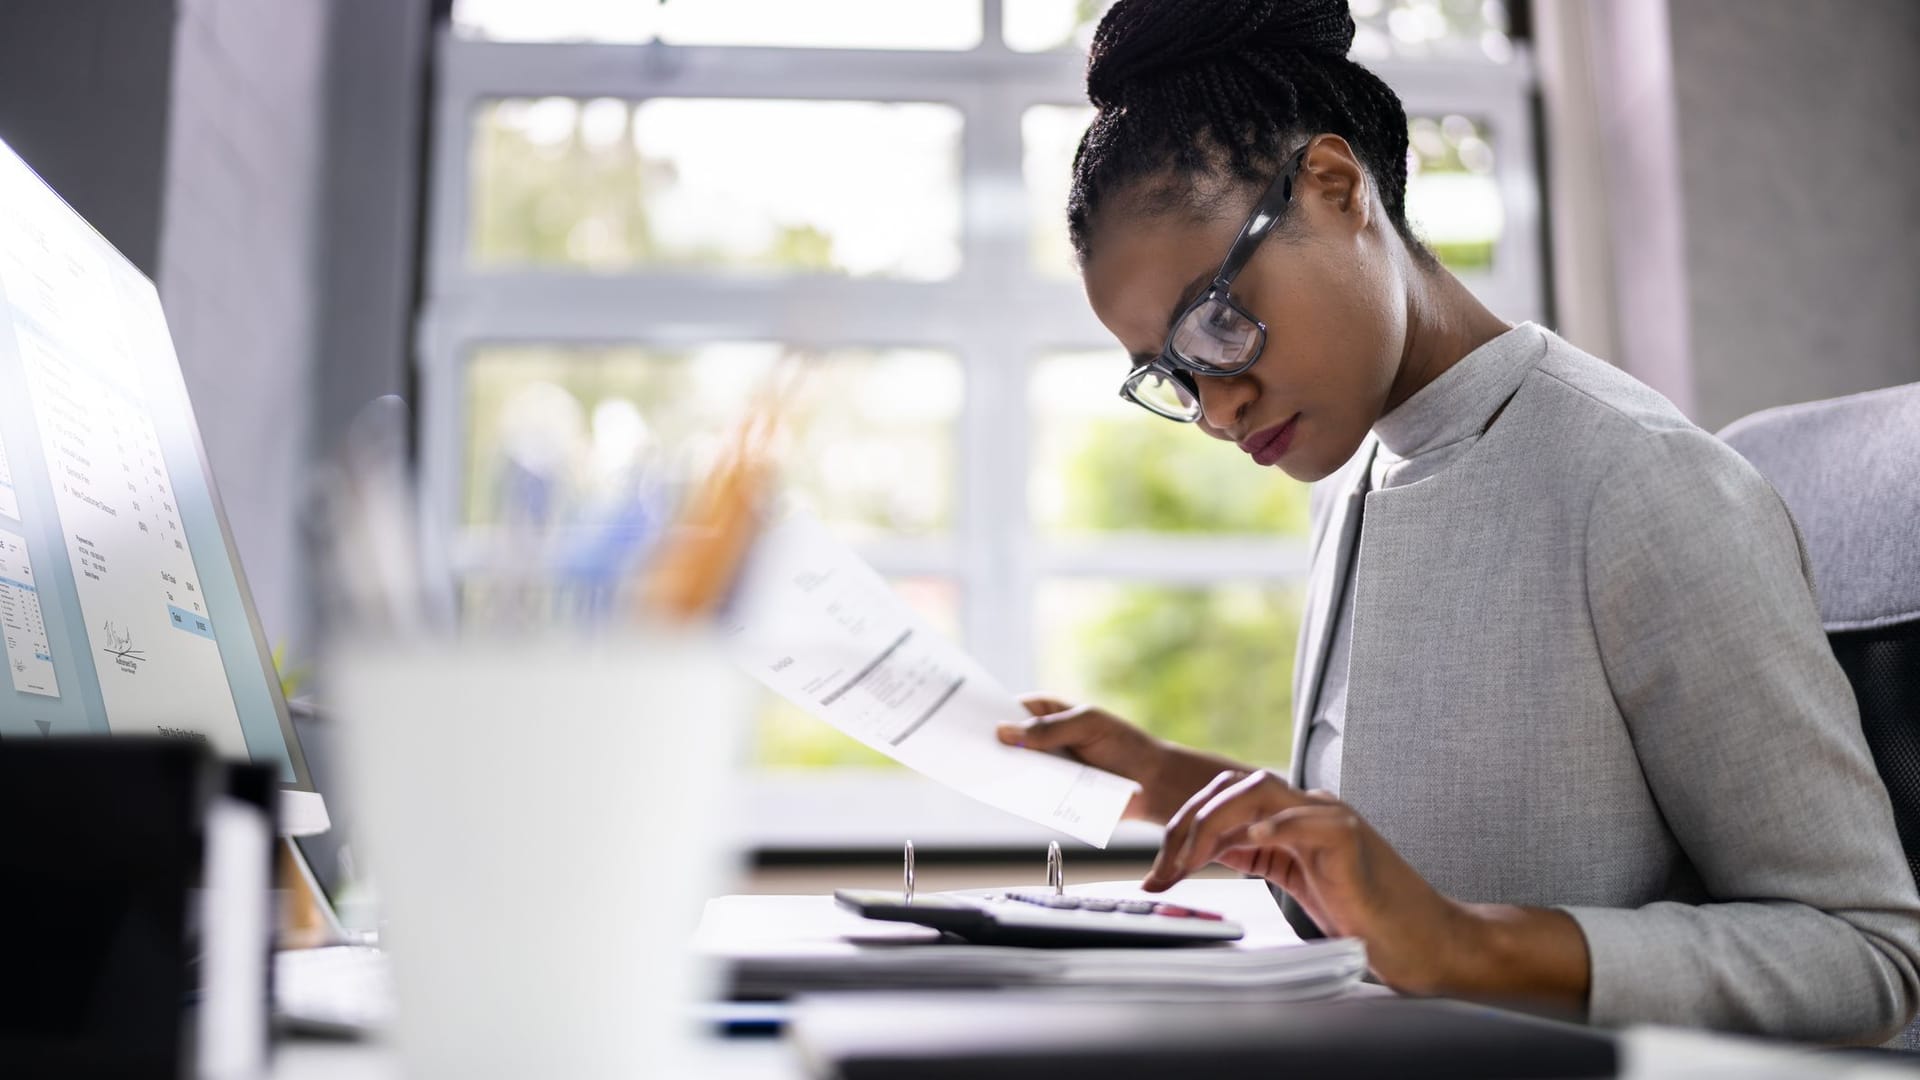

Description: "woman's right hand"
995 696 1254 825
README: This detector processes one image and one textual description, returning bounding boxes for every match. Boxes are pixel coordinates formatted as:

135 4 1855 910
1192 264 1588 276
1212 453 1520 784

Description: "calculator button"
1153 905 1193 918
1044 896 1082 909
1081 899 1118 912
1115 901 1158 915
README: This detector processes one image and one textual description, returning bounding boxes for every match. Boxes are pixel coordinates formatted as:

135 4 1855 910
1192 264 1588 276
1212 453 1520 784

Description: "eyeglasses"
1119 144 1310 423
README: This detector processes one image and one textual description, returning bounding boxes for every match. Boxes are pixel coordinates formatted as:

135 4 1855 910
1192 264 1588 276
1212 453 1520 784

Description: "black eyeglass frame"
1119 143 1311 422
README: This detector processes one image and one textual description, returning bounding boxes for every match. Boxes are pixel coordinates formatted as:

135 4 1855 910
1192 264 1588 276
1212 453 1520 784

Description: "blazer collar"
1289 436 1377 784
1374 322 1544 462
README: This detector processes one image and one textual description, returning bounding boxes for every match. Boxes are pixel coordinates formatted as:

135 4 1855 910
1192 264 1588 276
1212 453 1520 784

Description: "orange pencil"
642 361 798 620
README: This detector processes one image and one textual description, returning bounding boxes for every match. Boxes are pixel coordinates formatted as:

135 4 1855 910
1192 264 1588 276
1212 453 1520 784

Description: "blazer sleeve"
1563 426 1920 1043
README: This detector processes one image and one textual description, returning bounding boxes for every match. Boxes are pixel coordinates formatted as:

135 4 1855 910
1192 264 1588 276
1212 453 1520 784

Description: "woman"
997 0 1920 1044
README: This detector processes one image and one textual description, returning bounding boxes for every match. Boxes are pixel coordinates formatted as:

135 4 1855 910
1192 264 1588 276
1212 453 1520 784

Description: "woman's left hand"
1144 769 1588 1005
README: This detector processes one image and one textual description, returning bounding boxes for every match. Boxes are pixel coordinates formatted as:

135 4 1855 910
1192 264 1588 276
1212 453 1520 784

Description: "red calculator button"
1189 910 1225 921
1153 905 1193 918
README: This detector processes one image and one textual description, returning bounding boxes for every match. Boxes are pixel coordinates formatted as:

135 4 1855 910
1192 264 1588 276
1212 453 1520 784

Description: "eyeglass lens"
1169 297 1262 373
1123 366 1200 420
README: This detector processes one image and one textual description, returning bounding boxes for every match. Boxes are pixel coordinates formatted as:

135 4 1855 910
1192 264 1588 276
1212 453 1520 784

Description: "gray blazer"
1287 325 1920 1043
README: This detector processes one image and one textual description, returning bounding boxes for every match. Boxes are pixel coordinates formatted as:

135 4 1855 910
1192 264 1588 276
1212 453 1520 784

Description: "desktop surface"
270 1009 1907 1080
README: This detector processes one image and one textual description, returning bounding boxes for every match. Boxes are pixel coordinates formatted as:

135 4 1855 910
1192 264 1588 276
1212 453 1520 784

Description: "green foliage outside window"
472 100 846 272
1043 418 1307 770
1059 416 1309 538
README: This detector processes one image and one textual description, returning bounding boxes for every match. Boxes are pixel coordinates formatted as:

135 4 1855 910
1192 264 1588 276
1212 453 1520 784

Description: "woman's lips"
1239 414 1300 466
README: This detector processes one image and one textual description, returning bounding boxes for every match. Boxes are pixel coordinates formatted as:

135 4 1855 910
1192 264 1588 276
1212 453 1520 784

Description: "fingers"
1242 806 1370 923
1150 769 1246 878
1017 694 1071 717
1146 770 1312 890
1145 770 1255 889
996 703 1099 749
1243 804 1363 853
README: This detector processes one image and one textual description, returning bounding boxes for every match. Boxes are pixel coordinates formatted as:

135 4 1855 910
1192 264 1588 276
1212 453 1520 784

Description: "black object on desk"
834 888 1246 947
0 737 276 1079
790 993 1617 1080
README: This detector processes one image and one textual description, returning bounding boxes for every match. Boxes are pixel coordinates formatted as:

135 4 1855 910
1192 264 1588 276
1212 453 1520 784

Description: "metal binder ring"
903 841 915 904
1047 841 1064 896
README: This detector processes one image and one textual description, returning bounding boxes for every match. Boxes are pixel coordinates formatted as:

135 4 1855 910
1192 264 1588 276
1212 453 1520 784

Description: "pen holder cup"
328 630 753 1079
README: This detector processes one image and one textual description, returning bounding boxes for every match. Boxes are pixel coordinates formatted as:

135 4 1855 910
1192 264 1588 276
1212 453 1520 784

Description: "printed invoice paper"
721 512 1138 847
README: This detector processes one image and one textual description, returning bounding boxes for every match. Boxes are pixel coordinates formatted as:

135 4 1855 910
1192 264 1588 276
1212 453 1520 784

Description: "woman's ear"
1298 133 1371 234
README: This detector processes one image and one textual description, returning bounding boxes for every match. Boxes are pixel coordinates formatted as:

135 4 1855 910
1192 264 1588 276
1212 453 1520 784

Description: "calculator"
833 889 1245 947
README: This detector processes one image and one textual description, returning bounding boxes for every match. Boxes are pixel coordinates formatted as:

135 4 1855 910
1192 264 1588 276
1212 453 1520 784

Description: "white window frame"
419 3 1541 852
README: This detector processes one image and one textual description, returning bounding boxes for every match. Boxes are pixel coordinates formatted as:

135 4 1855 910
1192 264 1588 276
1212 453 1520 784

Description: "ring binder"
895 840 1068 905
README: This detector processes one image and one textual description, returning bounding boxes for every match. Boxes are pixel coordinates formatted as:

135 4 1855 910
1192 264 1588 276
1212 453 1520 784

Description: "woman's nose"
1195 374 1255 433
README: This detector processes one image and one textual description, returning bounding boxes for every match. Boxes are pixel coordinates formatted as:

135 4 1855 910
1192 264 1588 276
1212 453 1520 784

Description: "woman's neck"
1381 261 1512 418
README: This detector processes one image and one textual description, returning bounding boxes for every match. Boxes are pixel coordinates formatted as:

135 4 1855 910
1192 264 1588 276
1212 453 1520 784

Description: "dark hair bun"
1086 0 1357 110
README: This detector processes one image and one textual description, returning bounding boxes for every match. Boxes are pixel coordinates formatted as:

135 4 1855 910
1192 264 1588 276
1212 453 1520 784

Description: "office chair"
1720 382 1920 1048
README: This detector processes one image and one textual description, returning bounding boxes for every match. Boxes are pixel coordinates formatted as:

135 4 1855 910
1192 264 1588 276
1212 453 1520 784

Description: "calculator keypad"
998 892 1227 921
834 887 1245 945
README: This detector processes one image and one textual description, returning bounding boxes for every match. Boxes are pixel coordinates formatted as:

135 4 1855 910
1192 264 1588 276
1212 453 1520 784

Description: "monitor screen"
0 136 326 834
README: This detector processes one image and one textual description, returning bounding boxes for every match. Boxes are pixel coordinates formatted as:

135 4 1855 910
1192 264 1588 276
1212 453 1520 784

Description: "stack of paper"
697 878 1367 1003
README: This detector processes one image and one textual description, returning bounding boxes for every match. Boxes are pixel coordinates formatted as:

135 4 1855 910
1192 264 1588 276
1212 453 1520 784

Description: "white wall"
157 0 331 652
1669 0 1920 431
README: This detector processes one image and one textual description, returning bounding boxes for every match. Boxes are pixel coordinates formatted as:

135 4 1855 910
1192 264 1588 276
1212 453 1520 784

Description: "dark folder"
0 737 276 1078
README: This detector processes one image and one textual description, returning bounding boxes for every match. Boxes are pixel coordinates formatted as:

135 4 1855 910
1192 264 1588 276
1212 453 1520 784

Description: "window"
452 0 983 50
462 344 962 536
427 0 1541 848
1005 0 1515 60
470 98 963 277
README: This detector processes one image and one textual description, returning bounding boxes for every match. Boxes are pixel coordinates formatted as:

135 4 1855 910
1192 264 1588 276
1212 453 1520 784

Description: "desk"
274 1038 796 1080
273 1026 1916 1079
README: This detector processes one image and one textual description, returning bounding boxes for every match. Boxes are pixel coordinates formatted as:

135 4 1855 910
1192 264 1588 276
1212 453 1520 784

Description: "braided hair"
1067 0 1428 265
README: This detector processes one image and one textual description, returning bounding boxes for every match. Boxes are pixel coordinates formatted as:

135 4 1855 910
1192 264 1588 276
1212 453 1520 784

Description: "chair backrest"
1719 383 1920 886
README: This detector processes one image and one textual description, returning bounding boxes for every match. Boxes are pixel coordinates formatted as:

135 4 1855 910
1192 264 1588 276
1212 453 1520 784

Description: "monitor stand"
278 839 348 949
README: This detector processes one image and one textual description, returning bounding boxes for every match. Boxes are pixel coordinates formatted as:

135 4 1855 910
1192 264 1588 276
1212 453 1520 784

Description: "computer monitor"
0 136 329 836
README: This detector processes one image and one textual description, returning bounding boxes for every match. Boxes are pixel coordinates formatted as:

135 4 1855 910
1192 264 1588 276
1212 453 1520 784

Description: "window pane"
1037 581 1303 768
453 0 982 50
1030 352 1310 537
1406 114 1502 273
1024 108 1500 278
1006 1 1510 60
1352 0 1512 62
753 576 960 769
464 344 961 538
1003 0 1108 53
1023 105 1095 280
471 98 962 278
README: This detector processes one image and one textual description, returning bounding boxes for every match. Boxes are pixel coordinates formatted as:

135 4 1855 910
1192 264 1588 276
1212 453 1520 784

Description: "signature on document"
102 620 148 670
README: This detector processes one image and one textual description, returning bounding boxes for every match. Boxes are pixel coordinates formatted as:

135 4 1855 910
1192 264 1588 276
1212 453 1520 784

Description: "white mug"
330 631 752 1078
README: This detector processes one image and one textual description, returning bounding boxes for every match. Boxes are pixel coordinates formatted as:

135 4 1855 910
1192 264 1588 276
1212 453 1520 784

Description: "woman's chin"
1277 425 1366 484
1276 458 1327 483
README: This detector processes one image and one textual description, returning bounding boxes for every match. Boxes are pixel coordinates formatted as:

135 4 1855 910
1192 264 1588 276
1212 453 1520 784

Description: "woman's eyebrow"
1165 272 1212 331
1127 271 1215 367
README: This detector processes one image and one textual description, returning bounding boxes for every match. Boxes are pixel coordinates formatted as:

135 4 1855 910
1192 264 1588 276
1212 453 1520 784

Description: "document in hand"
721 511 1138 847
698 878 1366 1002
